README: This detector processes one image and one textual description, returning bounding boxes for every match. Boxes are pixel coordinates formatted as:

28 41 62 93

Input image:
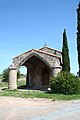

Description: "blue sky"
0 0 79 75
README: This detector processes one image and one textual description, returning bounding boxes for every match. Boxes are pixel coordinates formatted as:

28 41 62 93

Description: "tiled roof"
33 49 60 58
13 48 61 59
40 46 62 53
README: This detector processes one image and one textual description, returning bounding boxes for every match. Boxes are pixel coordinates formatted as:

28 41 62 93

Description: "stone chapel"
9 45 62 90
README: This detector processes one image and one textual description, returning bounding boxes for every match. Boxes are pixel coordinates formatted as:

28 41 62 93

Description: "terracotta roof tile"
34 49 60 58
13 48 61 59
40 46 62 53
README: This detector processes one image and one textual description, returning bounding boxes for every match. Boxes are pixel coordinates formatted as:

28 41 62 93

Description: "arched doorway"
9 53 52 90
19 55 51 89
42 68 49 85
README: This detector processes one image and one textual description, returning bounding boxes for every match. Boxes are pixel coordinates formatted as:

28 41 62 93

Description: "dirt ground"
0 96 80 120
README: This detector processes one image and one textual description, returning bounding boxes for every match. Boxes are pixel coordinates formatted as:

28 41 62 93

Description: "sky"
0 0 79 75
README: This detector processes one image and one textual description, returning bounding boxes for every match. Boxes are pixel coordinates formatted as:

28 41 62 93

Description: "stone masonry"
9 45 62 90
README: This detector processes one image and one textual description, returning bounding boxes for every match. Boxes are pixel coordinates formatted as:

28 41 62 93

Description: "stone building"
9 45 62 90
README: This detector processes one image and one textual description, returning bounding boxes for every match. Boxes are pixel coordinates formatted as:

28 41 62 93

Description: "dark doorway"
42 68 49 85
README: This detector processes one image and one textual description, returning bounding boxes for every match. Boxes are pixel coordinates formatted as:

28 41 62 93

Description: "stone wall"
9 47 62 90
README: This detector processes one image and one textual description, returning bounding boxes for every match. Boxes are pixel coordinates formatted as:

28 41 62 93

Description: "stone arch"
17 53 52 89
18 52 52 70
9 49 62 90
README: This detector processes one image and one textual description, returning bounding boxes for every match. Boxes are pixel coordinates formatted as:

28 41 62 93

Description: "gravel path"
0 97 80 120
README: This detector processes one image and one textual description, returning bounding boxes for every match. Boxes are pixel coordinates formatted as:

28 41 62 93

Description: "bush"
50 72 80 95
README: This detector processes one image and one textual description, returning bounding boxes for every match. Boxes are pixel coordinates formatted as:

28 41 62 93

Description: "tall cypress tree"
77 2 80 77
62 29 70 72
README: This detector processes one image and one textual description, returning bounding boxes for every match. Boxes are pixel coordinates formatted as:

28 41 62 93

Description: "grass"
0 78 26 88
0 89 80 100
17 79 26 89
0 82 8 88
0 79 80 100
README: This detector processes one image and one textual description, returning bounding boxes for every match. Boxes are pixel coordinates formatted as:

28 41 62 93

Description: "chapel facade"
9 45 62 90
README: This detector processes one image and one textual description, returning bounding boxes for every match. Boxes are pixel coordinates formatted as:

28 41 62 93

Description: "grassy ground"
0 79 80 100
0 82 8 87
0 89 80 100
0 78 26 88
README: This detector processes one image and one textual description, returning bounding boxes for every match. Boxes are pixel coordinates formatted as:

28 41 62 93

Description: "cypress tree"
77 2 80 77
62 29 70 72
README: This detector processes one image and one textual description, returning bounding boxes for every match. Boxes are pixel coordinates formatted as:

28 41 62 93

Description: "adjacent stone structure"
9 45 62 90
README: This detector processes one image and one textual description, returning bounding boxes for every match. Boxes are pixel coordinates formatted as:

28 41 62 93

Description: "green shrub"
50 72 80 95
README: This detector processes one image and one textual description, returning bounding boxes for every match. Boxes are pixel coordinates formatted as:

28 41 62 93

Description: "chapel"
9 44 62 90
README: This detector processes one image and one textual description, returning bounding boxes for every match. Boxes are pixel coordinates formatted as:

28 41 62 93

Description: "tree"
2 68 9 82
77 2 80 77
62 29 70 72
2 68 20 82
17 70 20 80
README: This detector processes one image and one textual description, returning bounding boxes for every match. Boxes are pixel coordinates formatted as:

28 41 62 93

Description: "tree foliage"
17 70 20 80
77 2 80 77
62 29 70 72
2 68 9 82
50 72 80 95
2 68 20 82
